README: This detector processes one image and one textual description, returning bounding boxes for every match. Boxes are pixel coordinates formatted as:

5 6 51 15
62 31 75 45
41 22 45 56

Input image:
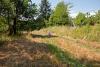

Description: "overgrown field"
30 24 100 67
0 24 100 67
36 24 100 42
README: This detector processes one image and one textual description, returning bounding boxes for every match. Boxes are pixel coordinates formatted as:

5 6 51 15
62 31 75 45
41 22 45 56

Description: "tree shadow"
0 39 68 67
31 34 58 38
0 41 4 47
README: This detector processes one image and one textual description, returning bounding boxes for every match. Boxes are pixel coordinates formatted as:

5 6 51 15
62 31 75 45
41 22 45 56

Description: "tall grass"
71 24 100 42
42 24 100 42
31 25 100 67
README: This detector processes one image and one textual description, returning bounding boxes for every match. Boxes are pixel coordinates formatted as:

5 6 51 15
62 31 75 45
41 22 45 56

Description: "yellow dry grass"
56 38 100 62
29 26 100 66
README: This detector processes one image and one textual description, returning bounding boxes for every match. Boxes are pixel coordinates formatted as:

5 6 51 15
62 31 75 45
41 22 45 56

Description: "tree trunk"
9 17 17 35
13 17 17 34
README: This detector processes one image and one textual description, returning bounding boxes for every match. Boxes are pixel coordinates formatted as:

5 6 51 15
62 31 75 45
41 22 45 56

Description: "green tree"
86 15 96 25
0 16 8 32
95 10 100 24
17 3 37 31
85 12 97 25
0 0 37 35
74 12 86 26
49 1 70 26
38 0 51 27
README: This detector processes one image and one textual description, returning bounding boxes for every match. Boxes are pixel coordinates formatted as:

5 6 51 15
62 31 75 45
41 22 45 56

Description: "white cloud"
70 11 96 18
69 12 78 18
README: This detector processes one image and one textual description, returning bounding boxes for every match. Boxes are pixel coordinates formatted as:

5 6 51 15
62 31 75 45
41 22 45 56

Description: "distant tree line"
74 10 100 26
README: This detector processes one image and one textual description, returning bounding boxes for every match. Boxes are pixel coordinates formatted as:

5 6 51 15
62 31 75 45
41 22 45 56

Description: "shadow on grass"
0 41 5 46
0 39 100 67
31 34 58 38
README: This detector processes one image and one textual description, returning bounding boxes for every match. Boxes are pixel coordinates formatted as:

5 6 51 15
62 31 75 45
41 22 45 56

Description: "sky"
32 0 100 17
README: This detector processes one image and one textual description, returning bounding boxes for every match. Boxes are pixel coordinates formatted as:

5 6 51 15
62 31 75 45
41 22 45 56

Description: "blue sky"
32 0 100 17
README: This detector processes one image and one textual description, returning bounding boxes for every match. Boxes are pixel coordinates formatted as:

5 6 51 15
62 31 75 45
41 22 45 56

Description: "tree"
49 1 70 26
17 3 38 31
0 0 37 35
95 10 100 24
24 3 37 20
39 0 51 27
0 16 8 32
86 15 96 25
74 12 86 26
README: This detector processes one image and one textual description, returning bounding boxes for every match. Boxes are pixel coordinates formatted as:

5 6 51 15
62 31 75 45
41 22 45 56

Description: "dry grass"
56 38 100 62
0 38 71 67
29 25 100 67
38 24 100 42
0 25 100 67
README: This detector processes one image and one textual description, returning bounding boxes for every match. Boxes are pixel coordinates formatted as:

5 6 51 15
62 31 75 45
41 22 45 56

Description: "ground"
0 26 100 67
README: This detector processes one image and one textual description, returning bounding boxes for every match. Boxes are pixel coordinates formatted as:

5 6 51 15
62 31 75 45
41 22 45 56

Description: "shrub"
0 16 8 32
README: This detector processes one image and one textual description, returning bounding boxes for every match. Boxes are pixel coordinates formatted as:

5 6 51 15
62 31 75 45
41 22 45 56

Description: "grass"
30 24 100 67
0 24 100 67
39 24 100 42
25 35 87 67
0 35 85 67
47 44 86 67
0 33 24 47
71 24 100 42
80 44 100 52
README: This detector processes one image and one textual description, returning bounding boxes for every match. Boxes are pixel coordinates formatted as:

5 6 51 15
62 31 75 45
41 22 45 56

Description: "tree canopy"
49 1 70 26
0 0 37 35
74 12 86 26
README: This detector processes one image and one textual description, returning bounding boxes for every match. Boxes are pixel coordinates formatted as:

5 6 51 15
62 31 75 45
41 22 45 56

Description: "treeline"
0 0 100 35
74 11 100 26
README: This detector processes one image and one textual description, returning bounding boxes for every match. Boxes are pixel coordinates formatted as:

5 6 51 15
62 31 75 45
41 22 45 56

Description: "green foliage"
74 10 100 26
24 3 37 18
17 20 41 31
85 15 96 25
95 10 100 24
0 16 8 32
49 1 70 26
0 0 37 34
38 0 51 27
74 12 86 26
0 0 100 34
18 3 38 30
39 0 51 20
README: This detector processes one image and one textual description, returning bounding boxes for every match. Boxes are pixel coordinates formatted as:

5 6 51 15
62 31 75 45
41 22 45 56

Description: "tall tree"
39 0 51 26
49 1 70 26
18 3 37 31
0 0 36 35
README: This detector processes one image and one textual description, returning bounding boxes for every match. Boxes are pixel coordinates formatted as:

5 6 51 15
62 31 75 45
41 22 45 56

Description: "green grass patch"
47 44 87 67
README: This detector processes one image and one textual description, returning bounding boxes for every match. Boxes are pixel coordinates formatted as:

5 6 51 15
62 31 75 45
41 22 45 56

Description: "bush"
17 20 42 31
0 16 8 32
74 12 86 26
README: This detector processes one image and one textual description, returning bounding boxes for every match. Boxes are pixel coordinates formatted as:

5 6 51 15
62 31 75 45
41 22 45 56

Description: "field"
0 24 100 67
